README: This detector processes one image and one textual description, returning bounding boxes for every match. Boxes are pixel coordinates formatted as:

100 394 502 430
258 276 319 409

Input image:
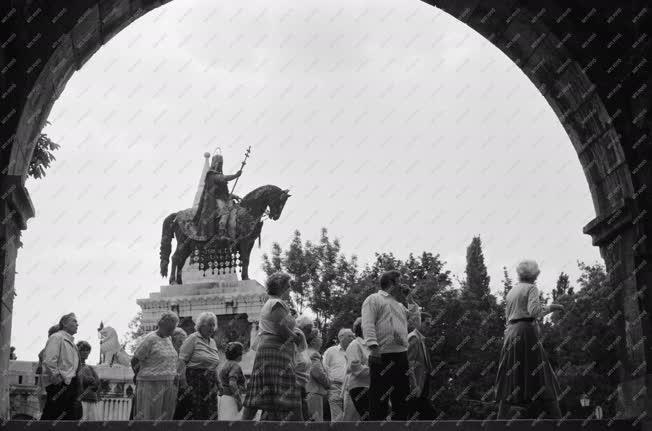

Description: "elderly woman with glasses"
495 260 565 419
132 311 180 420
179 311 221 420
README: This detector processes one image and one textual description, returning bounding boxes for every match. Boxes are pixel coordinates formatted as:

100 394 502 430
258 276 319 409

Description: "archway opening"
4 0 641 422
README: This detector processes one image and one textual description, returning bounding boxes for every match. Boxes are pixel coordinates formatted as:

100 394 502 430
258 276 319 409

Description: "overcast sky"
13 0 601 362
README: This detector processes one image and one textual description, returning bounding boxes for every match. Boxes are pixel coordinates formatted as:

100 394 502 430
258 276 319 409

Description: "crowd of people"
35 259 564 421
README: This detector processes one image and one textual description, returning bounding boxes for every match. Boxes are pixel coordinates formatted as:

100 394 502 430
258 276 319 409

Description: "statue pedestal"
136 272 267 375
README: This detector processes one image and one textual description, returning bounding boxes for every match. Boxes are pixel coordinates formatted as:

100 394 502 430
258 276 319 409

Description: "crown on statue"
211 147 223 167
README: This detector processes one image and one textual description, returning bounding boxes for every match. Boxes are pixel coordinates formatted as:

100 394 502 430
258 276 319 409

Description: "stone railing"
98 398 132 420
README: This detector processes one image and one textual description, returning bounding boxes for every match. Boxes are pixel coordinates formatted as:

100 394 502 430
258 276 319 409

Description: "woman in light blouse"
495 260 564 419
132 311 180 420
179 312 221 420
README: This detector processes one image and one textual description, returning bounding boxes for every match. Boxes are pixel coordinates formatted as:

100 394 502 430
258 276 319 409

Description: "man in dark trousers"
40 313 82 420
361 270 421 421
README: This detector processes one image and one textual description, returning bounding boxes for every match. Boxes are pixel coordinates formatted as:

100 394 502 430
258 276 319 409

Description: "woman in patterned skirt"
179 312 221 420
242 272 305 421
495 260 565 419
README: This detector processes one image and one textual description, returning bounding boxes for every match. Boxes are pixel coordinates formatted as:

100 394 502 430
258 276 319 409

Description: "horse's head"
269 189 291 220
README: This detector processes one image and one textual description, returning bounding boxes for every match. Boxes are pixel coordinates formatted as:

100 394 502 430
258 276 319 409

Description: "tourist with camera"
361 270 421 421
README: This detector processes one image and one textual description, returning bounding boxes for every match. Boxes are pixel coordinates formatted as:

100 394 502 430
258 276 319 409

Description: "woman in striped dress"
242 272 305 421
495 260 564 419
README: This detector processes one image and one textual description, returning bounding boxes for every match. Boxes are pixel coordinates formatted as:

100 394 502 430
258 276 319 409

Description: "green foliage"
553 271 573 302
543 262 619 417
28 123 60 179
261 230 618 419
124 311 146 354
501 266 513 303
461 236 492 307
261 228 357 324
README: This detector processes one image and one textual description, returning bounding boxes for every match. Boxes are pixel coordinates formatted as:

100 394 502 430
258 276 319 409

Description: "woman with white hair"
495 260 564 419
132 311 180 420
179 311 221 419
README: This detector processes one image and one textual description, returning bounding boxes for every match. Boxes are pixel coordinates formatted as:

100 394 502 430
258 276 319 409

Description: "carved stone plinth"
136 274 267 375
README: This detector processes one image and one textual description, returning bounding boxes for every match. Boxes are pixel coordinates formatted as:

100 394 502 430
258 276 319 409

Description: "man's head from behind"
380 270 405 296
338 328 355 350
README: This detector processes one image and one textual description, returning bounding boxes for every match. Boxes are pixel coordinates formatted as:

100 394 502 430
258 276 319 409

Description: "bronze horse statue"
160 185 290 284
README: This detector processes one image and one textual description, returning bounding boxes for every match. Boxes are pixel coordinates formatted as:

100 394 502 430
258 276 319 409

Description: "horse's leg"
176 240 194 285
239 237 256 281
170 240 185 285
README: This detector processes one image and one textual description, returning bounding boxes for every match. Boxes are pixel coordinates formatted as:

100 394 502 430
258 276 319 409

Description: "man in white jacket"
40 313 82 420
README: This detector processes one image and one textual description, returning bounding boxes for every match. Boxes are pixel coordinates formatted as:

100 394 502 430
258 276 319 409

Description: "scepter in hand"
230 145 251 197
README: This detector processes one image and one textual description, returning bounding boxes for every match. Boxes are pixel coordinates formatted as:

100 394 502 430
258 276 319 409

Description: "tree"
261 228 358 329
552 271 574 302
124 311 146 354
543 262 620 417
261 242 283 275
28 122 60 179
461 236 491 305
501 266 513 303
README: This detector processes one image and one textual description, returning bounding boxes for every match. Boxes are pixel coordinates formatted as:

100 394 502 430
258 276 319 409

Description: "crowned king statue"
192 149 242 243
159 147 292 284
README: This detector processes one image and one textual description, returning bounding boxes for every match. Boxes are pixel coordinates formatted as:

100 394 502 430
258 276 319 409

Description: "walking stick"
230 146 251 196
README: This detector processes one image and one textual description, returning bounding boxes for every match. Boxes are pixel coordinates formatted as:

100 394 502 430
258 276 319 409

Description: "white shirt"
322 344 348 384
361 290 421 354
504 282 544 322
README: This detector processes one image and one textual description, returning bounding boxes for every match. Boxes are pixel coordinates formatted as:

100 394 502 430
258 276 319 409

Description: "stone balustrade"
98 398 133 421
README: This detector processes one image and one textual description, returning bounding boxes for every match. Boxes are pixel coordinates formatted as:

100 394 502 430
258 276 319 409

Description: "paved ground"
0 420 647 431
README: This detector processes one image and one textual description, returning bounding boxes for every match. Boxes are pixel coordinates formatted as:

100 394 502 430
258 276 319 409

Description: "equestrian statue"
160 148 291 284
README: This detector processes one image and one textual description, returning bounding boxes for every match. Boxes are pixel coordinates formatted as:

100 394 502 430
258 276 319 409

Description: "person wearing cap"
192 151 242 240
361 270 421 421
407 312 436 420
322 328 355 422
495 260 564 419
40 313 82 420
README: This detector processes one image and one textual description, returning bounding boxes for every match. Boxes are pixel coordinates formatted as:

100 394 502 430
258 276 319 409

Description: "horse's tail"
160 212 177 277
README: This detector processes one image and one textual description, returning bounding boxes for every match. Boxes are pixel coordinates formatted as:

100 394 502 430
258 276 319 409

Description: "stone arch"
0 0 649 419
